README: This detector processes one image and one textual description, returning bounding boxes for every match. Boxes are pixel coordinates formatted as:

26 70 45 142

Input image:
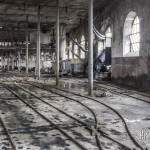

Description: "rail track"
94 81 150 104
14 83 103 150
19 80 146 150
0 117 16 150
2 84 89 150
1 81 133 150
15 83 135 150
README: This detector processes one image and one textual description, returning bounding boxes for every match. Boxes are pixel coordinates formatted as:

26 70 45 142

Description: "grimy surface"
0 72 150 150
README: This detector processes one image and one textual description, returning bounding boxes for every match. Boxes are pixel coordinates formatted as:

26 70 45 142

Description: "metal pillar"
68 42 70 60
7 52 10 71
79 39 81 58
1 56 3 69
60 24 66 60
88 0 94 95
18 51 21 72
26 16 29 75
3 57 5 69
1 52 3 69
56 0 60 86
12 54 15 70
36 6 41 79
3 54 6 70
72 43 74 59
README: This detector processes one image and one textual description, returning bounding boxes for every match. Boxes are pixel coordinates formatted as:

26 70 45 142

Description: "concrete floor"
0 72 150 150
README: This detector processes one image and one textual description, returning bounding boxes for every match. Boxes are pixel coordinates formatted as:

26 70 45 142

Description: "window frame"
105 27 112 48
123 11 141 57
80 35 86 59
128 16 140 53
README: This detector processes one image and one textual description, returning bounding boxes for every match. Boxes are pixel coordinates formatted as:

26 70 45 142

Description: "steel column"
1 54 4 69
60 24 66 61
26 33 29 74
36 6 41 79
18 51 21 72
88 0 94 95
68 42 70 60
72 43 74 60
56 0 60 86
3 56 6 70
26 16 29 75
12 54 15 70
7 52 10 71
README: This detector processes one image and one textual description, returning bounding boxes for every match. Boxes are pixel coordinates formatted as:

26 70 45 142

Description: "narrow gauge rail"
14 83 102 150
1 81 132 150
0 117 16 150
14 83 133 150
23 81 146 150
63 79 150 104
1 84 88 150
94 81 150 104
95 81 150 97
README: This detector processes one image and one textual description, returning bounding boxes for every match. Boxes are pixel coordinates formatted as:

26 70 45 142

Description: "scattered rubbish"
95 91 113 97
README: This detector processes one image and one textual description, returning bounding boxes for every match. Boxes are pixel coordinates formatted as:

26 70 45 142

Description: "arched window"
80 35 85 59
98 40 104 55
123 11 140 57
69 41 73 59
74 39 78 59
97 27 112 56
105 27 112 48
130 16 140 53
1 42 4 46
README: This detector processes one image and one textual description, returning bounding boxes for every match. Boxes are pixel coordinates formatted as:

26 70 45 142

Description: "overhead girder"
0 0 96 37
